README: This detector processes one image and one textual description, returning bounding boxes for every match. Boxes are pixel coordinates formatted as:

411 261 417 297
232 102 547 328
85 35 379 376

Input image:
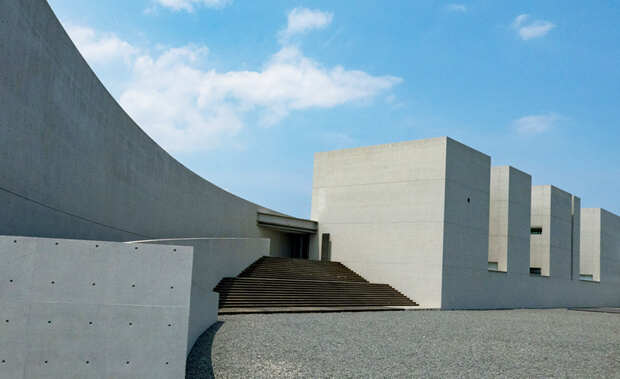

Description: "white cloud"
514 112 560 136
446 4 467 12
65 24 139 65
512 14 555 40
67 6 400 153
152 0 231 12
280 7 333 42
120 44 401 152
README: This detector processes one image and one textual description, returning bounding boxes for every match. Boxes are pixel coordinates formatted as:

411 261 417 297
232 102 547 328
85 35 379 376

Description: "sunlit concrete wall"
311 137 491 308
0 236 268 377
312 138 620 309
0 0 297 256
580 208 602 281
0 236 192 378
488 166 531 273
312 138 449 307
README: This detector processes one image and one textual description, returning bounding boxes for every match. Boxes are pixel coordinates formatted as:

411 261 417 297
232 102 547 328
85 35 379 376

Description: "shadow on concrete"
185 321 224 379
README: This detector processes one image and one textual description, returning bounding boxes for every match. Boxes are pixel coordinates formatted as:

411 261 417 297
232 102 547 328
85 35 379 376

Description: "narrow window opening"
530 227 542 235
488 262 499 271
530 267 542 275
579 274 594 281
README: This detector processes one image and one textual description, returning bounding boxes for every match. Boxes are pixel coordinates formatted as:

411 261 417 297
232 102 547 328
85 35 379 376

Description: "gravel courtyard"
186 309 619 378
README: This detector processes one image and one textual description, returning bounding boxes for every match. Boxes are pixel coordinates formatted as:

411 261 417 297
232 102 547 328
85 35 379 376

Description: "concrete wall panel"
312 138 449 307
0 236 192 378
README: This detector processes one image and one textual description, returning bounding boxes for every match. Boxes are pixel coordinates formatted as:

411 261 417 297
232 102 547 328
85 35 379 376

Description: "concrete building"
312 140 620 310
1 0 619 377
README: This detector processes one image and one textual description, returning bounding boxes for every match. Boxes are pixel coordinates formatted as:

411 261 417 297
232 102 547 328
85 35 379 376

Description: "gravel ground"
186 309 619 378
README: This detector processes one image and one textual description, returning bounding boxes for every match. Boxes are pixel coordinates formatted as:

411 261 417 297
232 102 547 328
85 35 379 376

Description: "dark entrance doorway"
292 234 309 259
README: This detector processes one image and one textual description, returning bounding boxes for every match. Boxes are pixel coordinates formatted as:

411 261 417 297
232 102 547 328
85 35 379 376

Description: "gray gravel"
186 309 620 378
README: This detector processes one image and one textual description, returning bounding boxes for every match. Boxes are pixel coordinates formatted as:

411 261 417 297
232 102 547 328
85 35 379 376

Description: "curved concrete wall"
0 0 295 255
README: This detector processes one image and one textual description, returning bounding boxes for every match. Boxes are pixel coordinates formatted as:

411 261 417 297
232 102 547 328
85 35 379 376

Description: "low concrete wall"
0 236 192 378
131 238 269 354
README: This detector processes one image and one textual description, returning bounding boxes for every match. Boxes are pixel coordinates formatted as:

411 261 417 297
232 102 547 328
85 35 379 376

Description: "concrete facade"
0 0 309 257
488 166 532 273
312 138 620 310
311 137 491 308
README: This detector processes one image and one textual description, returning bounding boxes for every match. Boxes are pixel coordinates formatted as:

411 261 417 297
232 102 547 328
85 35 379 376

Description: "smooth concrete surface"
131 238 269 355
312 137 451 308
0 0 307 257
488 166 531 273
0 236 192 378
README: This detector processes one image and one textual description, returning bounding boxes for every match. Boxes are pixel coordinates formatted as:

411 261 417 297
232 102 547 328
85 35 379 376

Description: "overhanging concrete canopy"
257 212 318 234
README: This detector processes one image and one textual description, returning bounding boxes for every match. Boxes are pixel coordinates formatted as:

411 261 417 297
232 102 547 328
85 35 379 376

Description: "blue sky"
47 0 619 218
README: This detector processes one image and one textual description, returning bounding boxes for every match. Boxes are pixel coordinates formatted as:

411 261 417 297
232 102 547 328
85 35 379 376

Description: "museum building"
1 0 618 377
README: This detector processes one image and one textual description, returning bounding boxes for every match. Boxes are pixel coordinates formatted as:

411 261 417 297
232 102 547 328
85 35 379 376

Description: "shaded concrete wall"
488 166 531 273
439 140 491 309
0 236 192 378
581 208 620 284
0 0 298 256
312 137 449 308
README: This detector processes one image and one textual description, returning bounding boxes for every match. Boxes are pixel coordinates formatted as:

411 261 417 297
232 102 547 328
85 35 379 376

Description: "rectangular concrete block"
0 236 192 378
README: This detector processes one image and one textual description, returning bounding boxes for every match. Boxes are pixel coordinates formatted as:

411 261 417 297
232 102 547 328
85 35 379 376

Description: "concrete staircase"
213 256 418 314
